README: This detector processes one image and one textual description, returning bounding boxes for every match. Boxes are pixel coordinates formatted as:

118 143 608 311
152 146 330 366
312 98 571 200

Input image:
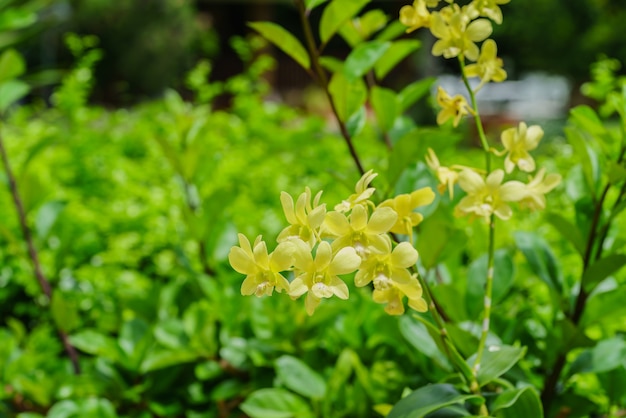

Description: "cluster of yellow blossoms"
229 172 435 316
401 0 561 220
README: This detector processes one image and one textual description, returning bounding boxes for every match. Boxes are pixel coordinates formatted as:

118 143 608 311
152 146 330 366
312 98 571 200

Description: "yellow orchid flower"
278 187 326 246
464 39 507 87
335 169 378 213
399 0 434 33
372 274 428 315
379 187 435 237
519 168 562 211
229 234 293 297
426 148 460 198
467 0 511 25
436 86 473 127
324 205 398 257
289 240 361 315
501 122 544 173
430 5 493 61
355 235 418 287
456 169 526 220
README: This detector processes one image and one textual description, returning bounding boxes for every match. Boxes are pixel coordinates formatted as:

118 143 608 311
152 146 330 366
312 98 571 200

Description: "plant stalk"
294 0 365 176
0 131 81 375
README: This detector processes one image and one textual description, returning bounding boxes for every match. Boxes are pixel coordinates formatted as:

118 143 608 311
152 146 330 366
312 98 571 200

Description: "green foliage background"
1 1 626 418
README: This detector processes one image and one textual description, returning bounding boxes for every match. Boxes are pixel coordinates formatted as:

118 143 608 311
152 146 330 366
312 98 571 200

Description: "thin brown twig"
0 131 81 375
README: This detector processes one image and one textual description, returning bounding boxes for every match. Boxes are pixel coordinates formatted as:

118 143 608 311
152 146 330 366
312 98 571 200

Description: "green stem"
459 57 491 171
294 0 365 176
472 214 495 379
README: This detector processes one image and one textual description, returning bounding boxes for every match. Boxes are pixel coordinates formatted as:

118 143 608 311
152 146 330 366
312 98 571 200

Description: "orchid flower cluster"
229 171 435 316
401 0 561 220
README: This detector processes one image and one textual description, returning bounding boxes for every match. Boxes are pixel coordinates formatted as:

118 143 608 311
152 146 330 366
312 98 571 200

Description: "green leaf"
374 39 421 80
399 316 449 368
582 285 626 327
47 400 80 418
345 105 366 137
248 22 310 70
140 349 198 373
305 0 329 12
69 330 119 362
492 387 543 418
0 79 29 112
35 200 67 239
0 48 25 82
240 388 314 418
80 398 118 418
545 212 585 256
118 318 152 371
319 0 369 44
275 355 327 399
371 86 399 133
328 71 367 122
564 126 600 196
398 77 436 112
375 20 408 42
0 8 37 32
466 250 516 318
468 345 526 386
51 291 79 333
338 10 387 47
569 337 626 375
318 56 343 73
582 254 626 292
514 232 563 295
387 384 479 418
570 105 606 137
343 40 390 80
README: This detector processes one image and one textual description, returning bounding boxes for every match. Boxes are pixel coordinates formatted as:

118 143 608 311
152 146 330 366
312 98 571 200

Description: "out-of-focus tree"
494 0 626 81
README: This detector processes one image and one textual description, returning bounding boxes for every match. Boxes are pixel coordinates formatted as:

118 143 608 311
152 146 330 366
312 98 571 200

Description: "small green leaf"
275 355 327 399
374 39 421 80
328 72 367 122
398 77 436 112
51 291 79 333
492 387 543 418
318 56 343 73
69 330 119 362
0 8 37 32
570 105 606 137
565 126 600 196
35 200 67 240
319 0 369 44
546 212 585 256
345 105 366 137
371 86 399 133
0 49 26 82
140 349 198 373
582 254 626 292
0 79 29 112
240 388 314 418
582 285 626 327
399 316 449 368
569 337 626 375
305 0 329 12
468 345 526 386
248 22 310 70
387 384 479 418
514 232 563 295
343 40 390 80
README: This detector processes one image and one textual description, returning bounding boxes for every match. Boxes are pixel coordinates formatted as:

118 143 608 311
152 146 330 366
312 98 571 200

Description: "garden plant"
1 0 626 417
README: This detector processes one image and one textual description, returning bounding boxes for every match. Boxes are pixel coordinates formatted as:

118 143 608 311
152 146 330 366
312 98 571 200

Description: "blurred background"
14 0 626 107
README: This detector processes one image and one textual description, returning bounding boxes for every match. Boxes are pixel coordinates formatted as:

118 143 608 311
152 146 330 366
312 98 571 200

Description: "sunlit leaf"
248 22 310 70
319 0 369 44
387 384 479 418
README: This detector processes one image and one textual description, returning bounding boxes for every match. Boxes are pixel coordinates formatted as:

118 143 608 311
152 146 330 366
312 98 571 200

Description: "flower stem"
459 57 491 171
472 214 495 380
